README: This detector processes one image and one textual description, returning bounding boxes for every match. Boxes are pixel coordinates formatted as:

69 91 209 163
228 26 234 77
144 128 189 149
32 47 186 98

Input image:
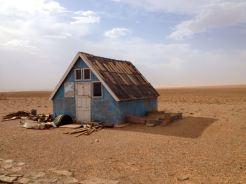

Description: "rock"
49 178 58 183
17 162 25 167
81 177 119 184
33 178 58 184
50 169 73 177
0 174 18 183
18 177 31 184
2 160 15 169
9 166 22 173
64 177 79 183
177 175 189 181
94 139 99 143
3 165 13 169
30 172 46 179
4 160 14 164
8 174 23 177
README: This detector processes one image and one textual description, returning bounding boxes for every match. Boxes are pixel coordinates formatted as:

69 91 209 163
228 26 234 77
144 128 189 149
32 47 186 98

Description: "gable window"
75 69 82 80
93 82 102 97
83 68 91 80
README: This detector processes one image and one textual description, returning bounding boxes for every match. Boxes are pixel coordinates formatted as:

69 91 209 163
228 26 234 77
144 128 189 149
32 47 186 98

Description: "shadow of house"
114 117 217 138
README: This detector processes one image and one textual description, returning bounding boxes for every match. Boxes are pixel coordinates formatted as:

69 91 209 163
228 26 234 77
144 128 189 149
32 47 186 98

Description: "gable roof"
50 52 159 101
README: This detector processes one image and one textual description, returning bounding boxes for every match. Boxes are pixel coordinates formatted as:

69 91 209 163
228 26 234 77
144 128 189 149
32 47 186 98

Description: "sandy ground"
0 87 245 183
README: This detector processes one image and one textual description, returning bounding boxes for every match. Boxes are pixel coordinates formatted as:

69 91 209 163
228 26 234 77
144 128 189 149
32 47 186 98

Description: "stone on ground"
50 169 73 177
0 174 18 183
81 177 119 184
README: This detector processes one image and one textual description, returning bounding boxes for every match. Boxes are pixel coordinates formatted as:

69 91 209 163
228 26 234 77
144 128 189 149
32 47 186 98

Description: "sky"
0 0 246 91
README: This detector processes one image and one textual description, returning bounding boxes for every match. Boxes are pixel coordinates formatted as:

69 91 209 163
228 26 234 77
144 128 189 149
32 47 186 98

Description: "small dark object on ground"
31 109 37 116
53 115 73 127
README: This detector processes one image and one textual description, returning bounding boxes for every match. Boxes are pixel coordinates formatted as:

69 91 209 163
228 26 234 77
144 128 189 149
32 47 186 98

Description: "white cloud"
113 0 246 39
0 0 100 52
0 0 101 91
104 27 130 38
1 39 37 51
169 1 246 40
72 10 100 24
0 0 65 15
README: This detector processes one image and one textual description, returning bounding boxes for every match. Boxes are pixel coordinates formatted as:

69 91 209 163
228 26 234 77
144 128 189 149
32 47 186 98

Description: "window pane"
84 69 91 79
93 82 102 97
64 82 74 97
75 69 82 80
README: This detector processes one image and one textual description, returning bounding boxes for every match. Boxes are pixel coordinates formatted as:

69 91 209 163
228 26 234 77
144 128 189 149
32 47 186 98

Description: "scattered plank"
64 123 103 137
59 124 82 129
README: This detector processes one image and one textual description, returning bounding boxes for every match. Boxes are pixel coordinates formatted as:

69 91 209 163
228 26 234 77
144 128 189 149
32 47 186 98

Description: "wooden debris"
64 122 103 136
2 111 30 121
2 110 53 123
145 119 162 127
59 124 82 129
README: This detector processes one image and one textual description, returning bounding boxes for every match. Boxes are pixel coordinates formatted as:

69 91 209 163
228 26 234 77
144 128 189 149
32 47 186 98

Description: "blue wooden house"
50 52 159 124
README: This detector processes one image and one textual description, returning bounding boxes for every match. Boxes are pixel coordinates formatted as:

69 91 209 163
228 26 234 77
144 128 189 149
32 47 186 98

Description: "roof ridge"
80 51 131 64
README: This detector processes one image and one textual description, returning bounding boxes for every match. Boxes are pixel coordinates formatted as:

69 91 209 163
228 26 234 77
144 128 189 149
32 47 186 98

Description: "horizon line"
1 83 246 93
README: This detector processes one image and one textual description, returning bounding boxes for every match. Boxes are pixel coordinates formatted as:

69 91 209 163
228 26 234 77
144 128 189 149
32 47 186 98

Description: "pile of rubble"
1 110 103 135
126 111 182 127
1 109 57 130
2 109 53 122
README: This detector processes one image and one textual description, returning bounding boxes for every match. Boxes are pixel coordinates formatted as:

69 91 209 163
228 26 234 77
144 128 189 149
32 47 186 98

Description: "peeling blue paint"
52 57 157 124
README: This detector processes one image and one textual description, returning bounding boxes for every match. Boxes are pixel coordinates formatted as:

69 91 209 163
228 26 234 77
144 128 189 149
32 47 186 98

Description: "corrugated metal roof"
81 52 159 101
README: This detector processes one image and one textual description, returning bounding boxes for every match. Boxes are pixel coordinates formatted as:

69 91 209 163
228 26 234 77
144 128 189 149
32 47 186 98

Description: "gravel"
0 87 245 183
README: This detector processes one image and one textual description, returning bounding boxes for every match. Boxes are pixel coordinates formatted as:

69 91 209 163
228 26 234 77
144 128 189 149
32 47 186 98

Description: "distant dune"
156 84 246 89
0 91 51 98
1 85 246 98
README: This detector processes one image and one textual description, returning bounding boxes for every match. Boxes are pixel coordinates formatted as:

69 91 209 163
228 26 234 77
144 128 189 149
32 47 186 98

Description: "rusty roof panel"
81 52 159 101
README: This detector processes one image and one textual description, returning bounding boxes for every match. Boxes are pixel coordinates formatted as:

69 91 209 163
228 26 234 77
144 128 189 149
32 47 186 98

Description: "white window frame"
92 81 103 98
64 82 74 97
75 69 83 81
83 68 91 80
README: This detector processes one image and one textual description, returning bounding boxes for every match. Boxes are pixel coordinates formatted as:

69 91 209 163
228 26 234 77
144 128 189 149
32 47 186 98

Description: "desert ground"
0 86 245 183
